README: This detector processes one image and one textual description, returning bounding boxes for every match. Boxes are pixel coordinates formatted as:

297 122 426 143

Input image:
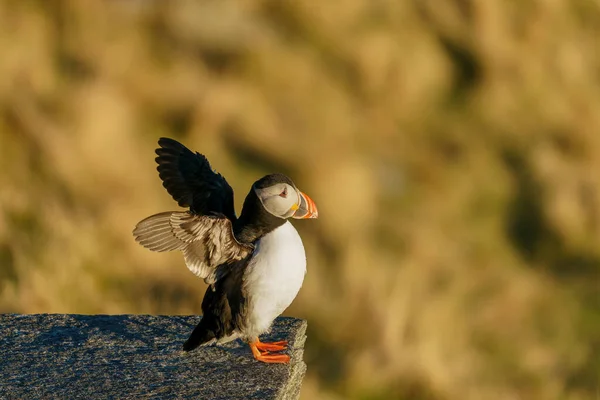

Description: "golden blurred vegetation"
0 1 599 399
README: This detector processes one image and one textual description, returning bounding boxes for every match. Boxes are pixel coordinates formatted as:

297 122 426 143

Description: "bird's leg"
249 338 290 364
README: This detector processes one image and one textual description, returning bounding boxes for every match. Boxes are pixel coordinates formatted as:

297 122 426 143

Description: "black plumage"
182 257 249 351
233 187 287 244
156 137 236 219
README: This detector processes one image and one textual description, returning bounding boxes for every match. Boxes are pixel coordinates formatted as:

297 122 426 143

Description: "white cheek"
264 196 291 217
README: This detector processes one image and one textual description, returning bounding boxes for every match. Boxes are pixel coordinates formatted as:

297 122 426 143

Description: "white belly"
242 221 306 339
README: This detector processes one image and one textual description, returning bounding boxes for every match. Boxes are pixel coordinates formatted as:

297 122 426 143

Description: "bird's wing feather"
155 137 236 220
133 211 253 284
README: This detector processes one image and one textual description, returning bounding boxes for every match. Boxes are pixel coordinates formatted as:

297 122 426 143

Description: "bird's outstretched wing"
155 137 236 220
133 211 253 284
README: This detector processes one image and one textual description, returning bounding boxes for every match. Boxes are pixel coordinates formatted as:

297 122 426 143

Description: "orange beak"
292 191 318 219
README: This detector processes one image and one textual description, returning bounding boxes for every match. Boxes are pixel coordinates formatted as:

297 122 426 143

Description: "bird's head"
253 173 318 220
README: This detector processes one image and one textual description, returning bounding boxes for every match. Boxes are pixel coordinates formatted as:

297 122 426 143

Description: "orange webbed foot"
255 339 288 352
254 352 291 364
249 339 291 364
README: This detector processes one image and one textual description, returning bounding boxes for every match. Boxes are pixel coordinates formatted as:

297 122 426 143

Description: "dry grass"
0 1 599 399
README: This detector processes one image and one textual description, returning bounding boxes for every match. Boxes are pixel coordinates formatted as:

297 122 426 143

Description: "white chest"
242 221 306 337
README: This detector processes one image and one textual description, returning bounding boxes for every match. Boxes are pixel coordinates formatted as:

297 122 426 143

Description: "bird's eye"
279 187 287 198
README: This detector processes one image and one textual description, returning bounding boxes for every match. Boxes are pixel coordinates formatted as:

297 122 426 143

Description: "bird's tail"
183 318 216 351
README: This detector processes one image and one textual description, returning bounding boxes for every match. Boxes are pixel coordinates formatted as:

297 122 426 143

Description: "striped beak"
292 191 318 219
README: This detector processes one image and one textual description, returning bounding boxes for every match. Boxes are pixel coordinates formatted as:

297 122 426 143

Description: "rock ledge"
0 314 307 399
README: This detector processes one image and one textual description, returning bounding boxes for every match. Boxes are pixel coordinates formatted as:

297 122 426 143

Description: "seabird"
133 138 318 363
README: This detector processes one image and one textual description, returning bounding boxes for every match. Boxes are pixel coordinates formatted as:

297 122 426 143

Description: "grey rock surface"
0 314 307 399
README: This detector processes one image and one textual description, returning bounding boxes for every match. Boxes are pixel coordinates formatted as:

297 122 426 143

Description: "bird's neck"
233 190 286 244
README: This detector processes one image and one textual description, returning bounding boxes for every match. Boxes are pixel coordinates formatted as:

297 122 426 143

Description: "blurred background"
0 1 599 399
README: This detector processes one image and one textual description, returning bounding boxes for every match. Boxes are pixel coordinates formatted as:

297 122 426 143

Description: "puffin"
132 138 318 364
